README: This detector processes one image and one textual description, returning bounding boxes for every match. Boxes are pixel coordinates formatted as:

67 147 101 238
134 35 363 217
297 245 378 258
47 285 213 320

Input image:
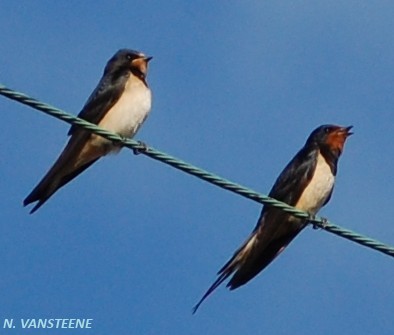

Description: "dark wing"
68 73 127 135
225 146 319 285
244 145 318 234
24 72 128 213
268 146 318 207
193 147 319 312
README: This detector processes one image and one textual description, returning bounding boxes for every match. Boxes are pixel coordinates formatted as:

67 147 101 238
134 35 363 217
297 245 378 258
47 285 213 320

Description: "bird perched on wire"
24 49 152 213
193 124 353 313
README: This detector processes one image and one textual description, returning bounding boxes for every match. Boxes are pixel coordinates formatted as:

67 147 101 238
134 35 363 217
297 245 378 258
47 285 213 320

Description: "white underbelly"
295 153 335 214
99 77 151 137
92 75 151 153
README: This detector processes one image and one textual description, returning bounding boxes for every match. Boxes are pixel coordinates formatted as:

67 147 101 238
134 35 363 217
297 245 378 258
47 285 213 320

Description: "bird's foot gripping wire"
308 213 328 230
133 140 148 155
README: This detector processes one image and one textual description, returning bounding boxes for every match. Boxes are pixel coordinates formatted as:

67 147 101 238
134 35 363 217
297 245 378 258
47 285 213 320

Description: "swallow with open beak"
193 124 353 312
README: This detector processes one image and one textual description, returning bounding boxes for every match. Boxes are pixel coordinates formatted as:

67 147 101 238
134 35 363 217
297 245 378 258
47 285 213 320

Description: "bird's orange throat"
325 131 349 154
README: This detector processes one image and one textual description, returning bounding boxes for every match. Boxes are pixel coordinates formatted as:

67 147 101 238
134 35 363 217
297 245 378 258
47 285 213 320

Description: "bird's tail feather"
192 233 258 313
24 158 98 213
227 227 300 289
192 271 232 314
23 134 102 213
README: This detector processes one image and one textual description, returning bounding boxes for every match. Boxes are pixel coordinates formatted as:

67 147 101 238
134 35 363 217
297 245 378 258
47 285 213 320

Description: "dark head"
104 49 152 80
306 124 353 157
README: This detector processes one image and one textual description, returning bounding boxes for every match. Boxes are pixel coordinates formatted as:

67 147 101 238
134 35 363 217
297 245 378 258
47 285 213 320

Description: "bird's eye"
126 54 132 60
324 127 331 133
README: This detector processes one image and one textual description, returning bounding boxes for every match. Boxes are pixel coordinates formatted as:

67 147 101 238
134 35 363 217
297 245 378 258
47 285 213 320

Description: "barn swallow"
193 124 353 313
24 49 152 213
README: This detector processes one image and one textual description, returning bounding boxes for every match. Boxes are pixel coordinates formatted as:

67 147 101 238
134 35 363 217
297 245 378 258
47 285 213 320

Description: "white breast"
98 74 152 139
295 153 335 214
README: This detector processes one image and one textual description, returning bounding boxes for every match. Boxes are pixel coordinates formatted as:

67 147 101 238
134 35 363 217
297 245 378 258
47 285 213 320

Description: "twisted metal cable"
1 83 393 258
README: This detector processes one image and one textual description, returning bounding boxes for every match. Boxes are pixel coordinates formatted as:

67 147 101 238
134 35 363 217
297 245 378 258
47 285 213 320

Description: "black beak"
344 125 354 136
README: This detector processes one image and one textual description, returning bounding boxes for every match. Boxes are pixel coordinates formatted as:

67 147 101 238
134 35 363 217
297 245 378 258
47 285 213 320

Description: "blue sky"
1 1 393 334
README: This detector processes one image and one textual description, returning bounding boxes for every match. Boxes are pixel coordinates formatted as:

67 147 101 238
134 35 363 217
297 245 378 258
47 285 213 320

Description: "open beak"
339 125 353 137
